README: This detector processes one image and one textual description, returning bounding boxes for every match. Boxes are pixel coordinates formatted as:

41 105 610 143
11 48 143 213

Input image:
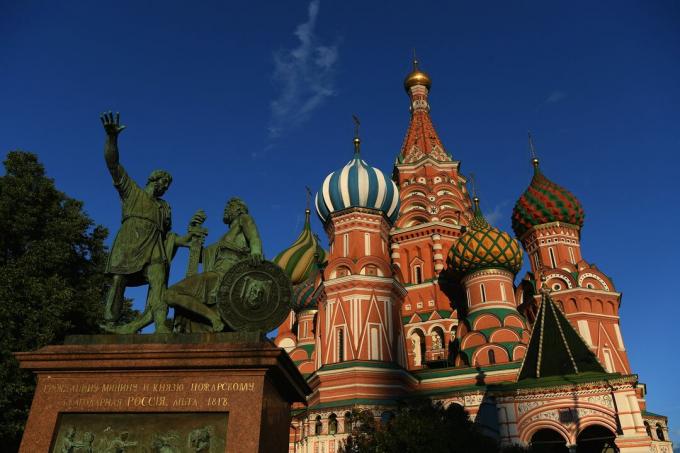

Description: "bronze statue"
98 112 292 335
169 198 263 333
100 112 200 334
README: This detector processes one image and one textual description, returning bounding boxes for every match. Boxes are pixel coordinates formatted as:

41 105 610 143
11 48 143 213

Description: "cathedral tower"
512 138 631 374
310 132 408 406
448 197 530 367
391 59 474 370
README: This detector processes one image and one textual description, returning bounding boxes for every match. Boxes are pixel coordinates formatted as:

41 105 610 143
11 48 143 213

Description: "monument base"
15 332 309 453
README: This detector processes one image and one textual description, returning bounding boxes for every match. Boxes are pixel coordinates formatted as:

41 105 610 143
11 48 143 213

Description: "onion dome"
512 158 585 238
273 209 328 285
315 137 400 224
448 198 523 274
291 274 319 312
404 58 432 92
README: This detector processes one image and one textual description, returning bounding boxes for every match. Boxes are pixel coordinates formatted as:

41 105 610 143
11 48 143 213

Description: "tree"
339 400 530 453
0 151 133 450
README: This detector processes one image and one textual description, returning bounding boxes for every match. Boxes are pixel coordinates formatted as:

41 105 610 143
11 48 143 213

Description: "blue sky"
2 0 679 442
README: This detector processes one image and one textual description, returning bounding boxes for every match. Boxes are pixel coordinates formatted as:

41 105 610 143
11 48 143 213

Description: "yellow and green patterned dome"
274 209 328 285
448 198 523 274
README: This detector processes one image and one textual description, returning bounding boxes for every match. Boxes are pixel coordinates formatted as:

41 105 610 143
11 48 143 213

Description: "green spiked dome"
512 158 585 238
274 209 328 285
448 198 523 274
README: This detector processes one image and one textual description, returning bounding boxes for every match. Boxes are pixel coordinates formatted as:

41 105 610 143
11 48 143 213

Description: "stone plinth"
15 332 310 453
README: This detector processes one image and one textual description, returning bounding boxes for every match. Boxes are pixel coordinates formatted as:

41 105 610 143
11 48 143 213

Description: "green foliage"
339 400 531 453
0 151 133 450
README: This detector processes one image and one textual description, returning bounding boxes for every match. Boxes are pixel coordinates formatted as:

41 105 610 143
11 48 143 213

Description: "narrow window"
337 328 345 362
343 233 349 257
328 414 338 435
656 424 665 441
302 322 307 338
466 289 471 307
533 253 540 269
315 415 322 435
364 233 371 255
500 282 507 301
548 247 557 268
414 266 422 284
488 349 496 364
480 284 487 303
343 412 352 433
568 246 576 264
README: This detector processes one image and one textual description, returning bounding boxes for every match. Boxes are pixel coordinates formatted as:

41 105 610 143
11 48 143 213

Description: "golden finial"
528 131 539 168
404 50 431 92
352 114 361 154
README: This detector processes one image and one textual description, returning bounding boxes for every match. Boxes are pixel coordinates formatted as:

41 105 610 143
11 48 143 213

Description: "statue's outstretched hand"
100 111 126 137
189 209 207 227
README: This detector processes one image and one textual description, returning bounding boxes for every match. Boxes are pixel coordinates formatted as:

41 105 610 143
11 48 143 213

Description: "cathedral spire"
398 57 451 164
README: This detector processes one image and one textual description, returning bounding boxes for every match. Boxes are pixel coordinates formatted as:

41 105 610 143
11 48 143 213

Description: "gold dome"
404 59 431 92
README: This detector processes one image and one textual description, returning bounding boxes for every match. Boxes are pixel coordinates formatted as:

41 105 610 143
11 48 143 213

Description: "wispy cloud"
484 201 509 226
268 0 339 139
545 90 567 103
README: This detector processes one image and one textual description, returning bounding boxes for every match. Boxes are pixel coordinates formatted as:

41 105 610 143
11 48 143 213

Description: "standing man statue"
100 112 199 334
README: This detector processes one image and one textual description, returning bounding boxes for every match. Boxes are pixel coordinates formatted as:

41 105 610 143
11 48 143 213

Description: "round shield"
216 259 293 332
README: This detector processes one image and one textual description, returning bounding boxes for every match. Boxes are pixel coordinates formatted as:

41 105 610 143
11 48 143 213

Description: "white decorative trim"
578 273 610 291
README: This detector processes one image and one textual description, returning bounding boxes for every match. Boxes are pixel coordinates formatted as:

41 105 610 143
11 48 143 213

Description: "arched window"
488 349 496 365
314 415 322 435
328 413 338 435
656 424 665 441
480 284 487 303
343 412 352 433
644 421 652 438
431 328 444 350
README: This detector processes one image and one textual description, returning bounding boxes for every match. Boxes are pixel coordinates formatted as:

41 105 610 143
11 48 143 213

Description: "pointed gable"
518 290 604 380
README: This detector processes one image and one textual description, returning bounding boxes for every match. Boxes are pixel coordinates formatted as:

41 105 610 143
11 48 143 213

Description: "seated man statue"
168 197 263 333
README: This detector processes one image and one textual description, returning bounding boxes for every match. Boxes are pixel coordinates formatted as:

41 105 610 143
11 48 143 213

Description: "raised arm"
100 111 126 182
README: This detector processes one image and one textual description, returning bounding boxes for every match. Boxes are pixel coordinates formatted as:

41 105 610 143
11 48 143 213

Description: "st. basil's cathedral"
272 60 673 453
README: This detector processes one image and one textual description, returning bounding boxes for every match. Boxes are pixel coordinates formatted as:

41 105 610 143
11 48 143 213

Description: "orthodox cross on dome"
469 173 478 200
528 131 540 168
352 114 361 154
305 186 312 213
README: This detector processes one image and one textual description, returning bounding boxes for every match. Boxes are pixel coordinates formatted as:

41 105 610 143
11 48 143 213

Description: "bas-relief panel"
51 412 227 453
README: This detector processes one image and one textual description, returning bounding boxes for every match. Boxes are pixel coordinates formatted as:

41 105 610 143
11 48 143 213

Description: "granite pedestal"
15 332 310 453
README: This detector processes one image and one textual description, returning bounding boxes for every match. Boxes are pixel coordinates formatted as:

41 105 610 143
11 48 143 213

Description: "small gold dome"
404 59 431 92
